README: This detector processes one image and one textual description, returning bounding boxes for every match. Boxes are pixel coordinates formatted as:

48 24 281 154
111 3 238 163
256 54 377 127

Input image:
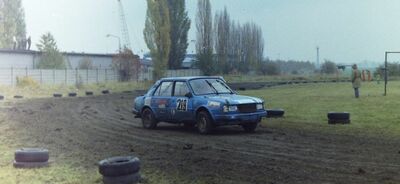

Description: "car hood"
205 94 263 105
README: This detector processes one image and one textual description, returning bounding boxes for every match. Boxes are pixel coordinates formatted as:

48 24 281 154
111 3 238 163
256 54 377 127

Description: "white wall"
0 52 35 68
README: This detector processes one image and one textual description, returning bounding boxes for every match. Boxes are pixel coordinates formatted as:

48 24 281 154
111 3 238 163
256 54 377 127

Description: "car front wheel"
141 108 157 129
196 111 213 134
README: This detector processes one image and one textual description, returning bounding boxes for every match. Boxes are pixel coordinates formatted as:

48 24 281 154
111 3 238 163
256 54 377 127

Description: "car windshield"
189 79 232 95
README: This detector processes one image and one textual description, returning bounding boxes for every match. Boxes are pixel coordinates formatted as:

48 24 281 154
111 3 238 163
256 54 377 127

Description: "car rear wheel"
242 122 258 132
196 111 213 134
141 108 157 129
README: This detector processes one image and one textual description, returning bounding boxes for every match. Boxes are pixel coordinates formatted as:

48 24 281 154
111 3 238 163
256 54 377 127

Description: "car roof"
159 76 224 82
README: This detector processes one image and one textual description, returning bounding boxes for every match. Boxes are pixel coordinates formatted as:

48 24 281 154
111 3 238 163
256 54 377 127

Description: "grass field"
243 81 400 138
0 80 399 184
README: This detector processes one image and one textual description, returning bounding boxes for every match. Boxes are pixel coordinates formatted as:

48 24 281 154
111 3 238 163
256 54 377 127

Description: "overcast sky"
21 0 400 63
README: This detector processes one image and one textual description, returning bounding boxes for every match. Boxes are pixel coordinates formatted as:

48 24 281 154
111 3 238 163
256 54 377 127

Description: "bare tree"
112 48 140 81
214 7 231 74
195 0 214 75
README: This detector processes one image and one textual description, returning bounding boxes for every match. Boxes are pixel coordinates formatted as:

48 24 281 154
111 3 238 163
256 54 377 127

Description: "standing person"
351 64 361 98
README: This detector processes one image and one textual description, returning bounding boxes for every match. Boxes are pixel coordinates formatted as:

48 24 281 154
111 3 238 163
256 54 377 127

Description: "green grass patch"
242 81 400 138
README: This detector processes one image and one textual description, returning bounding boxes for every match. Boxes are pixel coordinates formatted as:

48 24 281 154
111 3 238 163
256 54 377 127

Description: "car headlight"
224 105 238 112
208 101 221 108
256 103 264 110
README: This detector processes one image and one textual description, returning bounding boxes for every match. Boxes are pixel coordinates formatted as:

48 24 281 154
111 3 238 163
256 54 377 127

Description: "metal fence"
0 67 203 86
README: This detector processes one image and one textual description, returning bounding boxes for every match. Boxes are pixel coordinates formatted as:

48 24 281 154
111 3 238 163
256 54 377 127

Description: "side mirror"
185 92 193 98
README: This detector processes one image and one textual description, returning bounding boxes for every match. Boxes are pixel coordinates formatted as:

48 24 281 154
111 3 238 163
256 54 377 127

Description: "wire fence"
0 67 202 86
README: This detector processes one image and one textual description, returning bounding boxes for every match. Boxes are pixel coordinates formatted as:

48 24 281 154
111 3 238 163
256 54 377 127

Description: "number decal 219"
176 98 188 111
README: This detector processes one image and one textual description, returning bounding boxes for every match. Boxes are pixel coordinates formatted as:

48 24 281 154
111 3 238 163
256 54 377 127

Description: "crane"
117 0 131 50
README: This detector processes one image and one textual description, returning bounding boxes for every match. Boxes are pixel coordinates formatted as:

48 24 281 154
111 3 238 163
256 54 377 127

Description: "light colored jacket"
351 69 361 88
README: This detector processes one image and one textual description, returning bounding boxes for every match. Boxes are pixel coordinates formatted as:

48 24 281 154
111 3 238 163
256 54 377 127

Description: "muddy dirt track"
1 93 400 184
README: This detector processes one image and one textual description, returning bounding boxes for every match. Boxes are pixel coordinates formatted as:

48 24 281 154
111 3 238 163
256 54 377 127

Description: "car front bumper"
213 111 267 125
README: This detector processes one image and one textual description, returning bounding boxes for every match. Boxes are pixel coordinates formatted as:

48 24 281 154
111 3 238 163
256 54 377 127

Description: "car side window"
154 82 173 97
174 82 190 96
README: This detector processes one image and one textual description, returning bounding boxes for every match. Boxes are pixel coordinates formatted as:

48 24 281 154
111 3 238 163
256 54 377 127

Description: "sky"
21 0 400 64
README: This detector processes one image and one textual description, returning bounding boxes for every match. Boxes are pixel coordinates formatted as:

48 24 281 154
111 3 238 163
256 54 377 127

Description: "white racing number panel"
176 98 188 111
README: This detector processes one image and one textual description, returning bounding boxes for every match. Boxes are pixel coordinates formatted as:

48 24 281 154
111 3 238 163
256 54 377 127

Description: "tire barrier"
53 93 62 98
14 95 23 99
123 91 133 94
68 92 77 97
8 89 139 100
85 91 94 96
14 148 49 168
328 112 350 124
266 109 285 118
99 156 141 184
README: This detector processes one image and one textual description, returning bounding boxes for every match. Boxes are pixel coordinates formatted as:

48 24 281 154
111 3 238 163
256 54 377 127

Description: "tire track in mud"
2 94 400 184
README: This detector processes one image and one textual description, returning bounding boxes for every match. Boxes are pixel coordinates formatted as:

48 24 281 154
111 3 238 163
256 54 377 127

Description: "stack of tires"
328 112 350 124
13 148 49 168
99 156 141 184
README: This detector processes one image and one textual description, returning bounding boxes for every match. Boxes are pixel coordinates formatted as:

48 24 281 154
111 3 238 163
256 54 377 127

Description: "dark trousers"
354 88 359 98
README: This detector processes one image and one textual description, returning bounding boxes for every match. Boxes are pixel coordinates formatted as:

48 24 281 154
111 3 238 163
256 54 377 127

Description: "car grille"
238 104 257 113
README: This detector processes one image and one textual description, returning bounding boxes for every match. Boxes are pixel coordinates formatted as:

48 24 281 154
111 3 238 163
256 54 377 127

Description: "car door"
151 81 173 121
170 81 193 122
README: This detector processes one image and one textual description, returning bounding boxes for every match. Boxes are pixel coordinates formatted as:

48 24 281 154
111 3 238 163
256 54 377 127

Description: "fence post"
65 68 67 85
86 69 89 84
105 69 108 82
25 67 28 77
53 69 55 84
96 68 99 84
40 69 42 84
75 68 78 85
11 67 13 86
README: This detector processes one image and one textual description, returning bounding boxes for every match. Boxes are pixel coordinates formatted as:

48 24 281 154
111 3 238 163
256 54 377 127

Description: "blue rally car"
132 76 267 134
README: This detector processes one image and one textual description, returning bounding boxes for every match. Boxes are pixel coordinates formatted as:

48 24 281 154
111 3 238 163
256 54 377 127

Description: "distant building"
143 53 197 69
0 49 115 69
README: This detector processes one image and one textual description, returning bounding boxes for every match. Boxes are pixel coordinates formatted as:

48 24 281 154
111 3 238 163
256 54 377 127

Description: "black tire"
242 122 258 132
13 160 49 168
196 111 213 134
53 93 62 98
85 91 93 96
15 148 49 163
68 92 77 97
329 119 350 124
98 156 140 177
141 108 157 129
102 90 110 94
327 112 350 120
102 173 141 184
14 95 23 99
266 109 285 118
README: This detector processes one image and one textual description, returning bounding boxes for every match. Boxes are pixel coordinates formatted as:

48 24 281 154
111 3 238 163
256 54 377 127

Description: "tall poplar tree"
144 0 171 80
167 0 190 69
